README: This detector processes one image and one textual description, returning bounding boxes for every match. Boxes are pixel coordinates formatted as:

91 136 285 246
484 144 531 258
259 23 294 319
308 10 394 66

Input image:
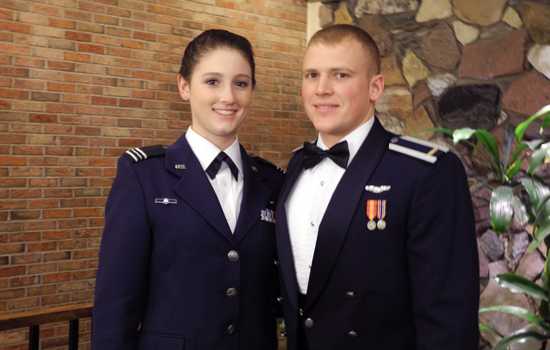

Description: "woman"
92 29 284 350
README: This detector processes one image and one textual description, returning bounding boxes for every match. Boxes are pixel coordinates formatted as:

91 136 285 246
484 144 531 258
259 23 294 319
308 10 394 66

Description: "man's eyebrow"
303 66 355 73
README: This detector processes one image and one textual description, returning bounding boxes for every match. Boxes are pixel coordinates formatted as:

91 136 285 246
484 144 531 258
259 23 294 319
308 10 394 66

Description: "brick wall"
0 0 310 348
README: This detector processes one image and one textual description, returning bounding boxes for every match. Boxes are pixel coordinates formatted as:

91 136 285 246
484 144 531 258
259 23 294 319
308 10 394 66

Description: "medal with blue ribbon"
377 200 386 230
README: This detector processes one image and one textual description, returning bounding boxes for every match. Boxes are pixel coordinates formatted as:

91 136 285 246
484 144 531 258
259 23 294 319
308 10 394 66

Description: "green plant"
421 105 550 349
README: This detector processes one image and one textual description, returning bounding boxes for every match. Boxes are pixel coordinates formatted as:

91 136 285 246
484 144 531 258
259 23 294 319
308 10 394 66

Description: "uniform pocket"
138 331 185 350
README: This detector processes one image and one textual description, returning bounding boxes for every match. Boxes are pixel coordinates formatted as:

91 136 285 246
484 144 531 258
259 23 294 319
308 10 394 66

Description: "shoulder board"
388 136 449 163
124 144 167 163
250 154 285 173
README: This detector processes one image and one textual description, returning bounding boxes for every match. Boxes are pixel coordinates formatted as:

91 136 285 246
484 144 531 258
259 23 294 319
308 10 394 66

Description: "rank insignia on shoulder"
124 144 167 163
388 136 449 164
251 154 285 173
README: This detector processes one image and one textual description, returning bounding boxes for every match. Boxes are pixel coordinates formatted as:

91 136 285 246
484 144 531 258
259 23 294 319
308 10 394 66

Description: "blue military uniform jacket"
276 118 480 349
92 133 284 350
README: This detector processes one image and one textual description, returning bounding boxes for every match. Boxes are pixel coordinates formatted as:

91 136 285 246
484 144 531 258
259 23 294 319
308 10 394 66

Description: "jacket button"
277 296 283 303
348 330 357 338
227 250 239 261
226 287 238 299
304 318 314 328
227 324 237 334
346 291 355 298
274 259 279 266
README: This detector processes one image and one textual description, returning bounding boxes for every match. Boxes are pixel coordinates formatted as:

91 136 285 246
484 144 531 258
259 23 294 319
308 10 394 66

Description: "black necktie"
303 140 350 169
206 152 239 180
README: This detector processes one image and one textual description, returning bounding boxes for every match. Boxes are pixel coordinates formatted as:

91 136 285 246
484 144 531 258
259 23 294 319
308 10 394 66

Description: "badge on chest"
366 199 387 231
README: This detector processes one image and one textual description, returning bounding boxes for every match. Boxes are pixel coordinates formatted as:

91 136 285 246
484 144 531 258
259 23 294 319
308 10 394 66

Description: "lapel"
166 134 235 245
305 118 392 310
276 148 307 311
233 146 272 244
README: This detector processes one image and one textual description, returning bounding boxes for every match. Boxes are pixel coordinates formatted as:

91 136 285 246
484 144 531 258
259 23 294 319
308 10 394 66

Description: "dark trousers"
297 293 309 350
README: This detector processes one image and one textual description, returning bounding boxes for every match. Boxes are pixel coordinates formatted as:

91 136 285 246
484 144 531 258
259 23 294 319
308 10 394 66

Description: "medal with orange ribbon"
366 200 377 230
377 200 386 230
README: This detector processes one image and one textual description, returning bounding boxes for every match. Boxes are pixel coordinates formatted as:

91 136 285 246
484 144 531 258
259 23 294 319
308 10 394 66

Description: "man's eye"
236 81 248 87
337 73 347 78
305 73 317 78
206 79 218 85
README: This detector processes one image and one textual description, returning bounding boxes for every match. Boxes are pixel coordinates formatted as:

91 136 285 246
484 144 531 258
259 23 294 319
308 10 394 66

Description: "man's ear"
177 74 190 101
369 74 385 102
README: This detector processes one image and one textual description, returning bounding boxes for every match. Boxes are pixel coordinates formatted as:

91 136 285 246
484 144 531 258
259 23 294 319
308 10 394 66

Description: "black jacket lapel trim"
233 146 272 243
305 118 392 309
167 134 235 245
275 150 306 311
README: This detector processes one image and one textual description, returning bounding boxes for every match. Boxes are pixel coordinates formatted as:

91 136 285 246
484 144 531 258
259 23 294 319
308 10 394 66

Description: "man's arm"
407 153 480 350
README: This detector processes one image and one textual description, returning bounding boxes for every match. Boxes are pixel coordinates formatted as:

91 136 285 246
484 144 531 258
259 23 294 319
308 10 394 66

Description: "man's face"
301 40 384 147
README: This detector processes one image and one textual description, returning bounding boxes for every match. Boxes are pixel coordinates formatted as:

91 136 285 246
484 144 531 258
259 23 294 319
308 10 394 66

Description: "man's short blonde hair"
308 24 381 76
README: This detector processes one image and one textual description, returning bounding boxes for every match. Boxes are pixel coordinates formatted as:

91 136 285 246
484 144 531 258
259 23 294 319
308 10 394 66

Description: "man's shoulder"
387 135 450 164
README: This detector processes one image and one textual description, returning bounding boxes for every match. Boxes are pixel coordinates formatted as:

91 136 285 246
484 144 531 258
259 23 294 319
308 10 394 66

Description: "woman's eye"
236 81 248 87
206 79 218 85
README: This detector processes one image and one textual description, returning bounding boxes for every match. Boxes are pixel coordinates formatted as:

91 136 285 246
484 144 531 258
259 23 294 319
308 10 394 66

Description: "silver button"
299 308 304 316
304 318 314 328
320 181 325 186
226 287 238 299
391 137 399 143
348 330 357 338
227 250 239 261
310 222 314 226
346 291 355 298
277 296 283 303
227 324 236 334
274 259 279 266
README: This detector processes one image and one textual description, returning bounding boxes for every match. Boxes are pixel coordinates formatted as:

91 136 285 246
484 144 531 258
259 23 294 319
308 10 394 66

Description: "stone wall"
312 0 550 348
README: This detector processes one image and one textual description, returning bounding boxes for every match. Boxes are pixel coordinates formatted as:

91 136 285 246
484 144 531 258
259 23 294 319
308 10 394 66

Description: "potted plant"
422 105 550 349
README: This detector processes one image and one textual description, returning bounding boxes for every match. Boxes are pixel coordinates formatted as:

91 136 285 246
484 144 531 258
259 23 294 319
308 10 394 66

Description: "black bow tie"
303 140 349 169
206 152 239 180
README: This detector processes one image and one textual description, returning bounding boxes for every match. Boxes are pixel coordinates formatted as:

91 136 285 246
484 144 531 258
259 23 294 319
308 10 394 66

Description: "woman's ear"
177 74 190 101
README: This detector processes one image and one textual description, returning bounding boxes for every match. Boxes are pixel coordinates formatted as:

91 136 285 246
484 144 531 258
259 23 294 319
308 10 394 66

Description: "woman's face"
178 48 253 150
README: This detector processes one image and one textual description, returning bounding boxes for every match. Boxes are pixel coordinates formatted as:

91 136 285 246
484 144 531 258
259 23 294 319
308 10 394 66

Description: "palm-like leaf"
495 273 549 301
516 105 550 141
479 305 550 333
490 186 514 234
492 325 550 350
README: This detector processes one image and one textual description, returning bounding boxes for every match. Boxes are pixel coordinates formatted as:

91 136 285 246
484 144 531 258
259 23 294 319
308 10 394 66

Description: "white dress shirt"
285 117 375 294
186 126 243 233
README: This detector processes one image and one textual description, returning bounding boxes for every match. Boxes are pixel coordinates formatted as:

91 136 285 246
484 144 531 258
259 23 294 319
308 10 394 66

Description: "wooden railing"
0 302 93 350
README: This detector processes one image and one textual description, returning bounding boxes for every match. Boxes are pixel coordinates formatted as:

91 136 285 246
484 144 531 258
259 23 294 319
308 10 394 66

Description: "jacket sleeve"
92 156 152 350
407 153 480 350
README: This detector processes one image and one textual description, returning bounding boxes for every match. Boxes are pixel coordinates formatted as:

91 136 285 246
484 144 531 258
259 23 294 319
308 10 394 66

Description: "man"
276 24 479 349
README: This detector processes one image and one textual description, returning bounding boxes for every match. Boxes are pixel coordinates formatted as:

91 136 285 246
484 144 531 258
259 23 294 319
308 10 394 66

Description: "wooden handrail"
0 302 93 350
0 302 93 331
